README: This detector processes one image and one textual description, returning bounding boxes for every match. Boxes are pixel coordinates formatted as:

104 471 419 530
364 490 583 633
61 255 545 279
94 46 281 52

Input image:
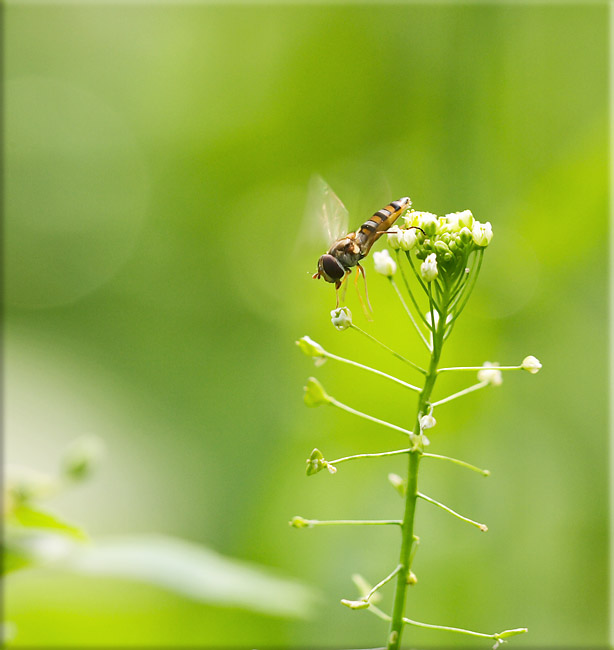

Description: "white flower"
472 221 493 247
386 226 403 250
416 211 438 236
330 307 352 330
477 362 503 386
420 253 438 282
521 355 542 374
373 250 396 276
400 228 417 251
457 210 474 229
420 414 437 430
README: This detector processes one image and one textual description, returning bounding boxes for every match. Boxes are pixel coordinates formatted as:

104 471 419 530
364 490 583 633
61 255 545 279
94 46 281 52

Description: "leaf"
9 505 88 541
67 534 319 618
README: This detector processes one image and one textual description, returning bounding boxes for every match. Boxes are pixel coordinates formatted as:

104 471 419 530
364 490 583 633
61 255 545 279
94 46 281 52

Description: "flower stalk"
295 201 539 649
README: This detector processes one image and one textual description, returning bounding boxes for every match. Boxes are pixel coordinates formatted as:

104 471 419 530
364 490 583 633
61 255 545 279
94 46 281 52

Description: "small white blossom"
416 212 438 236
457 210 474 229
386 226 403 250
472 221 493 247
330 307 352 330
441 213 459 233
477 362 503 386
420 414 437 430
521 355 542 374
420 253 438 282
373 250 396 276
400 228 417 251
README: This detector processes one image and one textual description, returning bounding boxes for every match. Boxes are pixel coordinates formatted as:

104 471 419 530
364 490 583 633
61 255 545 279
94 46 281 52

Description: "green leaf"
9 505 88 541
67 534 320 618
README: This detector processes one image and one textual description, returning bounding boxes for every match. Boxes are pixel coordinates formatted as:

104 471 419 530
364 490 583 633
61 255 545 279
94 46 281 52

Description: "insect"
310 177 419 309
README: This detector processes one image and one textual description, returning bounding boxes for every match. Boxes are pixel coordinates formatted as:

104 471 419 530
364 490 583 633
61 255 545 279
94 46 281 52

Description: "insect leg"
354 265 373 318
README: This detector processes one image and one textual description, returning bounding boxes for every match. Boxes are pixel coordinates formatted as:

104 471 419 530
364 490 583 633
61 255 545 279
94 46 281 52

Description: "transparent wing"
305 175 349 245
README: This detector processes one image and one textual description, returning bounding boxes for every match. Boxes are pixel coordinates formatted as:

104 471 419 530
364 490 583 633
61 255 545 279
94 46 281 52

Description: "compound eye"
320 254 345 282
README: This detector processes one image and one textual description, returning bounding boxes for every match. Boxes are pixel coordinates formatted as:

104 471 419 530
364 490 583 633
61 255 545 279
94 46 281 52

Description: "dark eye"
320 254 345 281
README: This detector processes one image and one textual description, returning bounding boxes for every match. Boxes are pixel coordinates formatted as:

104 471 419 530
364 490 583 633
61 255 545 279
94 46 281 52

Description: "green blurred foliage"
5 2 607 648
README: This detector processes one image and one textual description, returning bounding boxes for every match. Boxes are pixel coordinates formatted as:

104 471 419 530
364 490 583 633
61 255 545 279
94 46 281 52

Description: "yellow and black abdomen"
356 197 411 254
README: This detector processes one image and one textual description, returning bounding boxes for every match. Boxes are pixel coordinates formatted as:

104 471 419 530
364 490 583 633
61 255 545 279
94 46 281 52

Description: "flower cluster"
385 209 493 283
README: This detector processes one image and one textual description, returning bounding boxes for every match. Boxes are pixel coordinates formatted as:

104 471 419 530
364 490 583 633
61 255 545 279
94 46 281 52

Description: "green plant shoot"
294 201 542 650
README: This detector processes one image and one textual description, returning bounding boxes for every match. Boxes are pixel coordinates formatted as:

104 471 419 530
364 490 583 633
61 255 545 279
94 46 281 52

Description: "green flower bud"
61 435 105 483
521 355 542 374
459 226 473 244
289 516 312 528
407 571 418 585
296 336 326 366
388 472 406 497
330 306 352 331
373 250 396 277
434 241 450 256
303 377 332 407
305 448 334 476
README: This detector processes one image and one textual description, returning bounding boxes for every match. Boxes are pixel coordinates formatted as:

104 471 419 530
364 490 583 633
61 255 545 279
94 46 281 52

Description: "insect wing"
306 175 349 245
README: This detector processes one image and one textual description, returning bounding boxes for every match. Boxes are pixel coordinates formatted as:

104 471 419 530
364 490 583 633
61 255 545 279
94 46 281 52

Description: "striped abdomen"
356 197 411 253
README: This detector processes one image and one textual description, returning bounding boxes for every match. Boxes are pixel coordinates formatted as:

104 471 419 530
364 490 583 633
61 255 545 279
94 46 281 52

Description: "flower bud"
61 435 105 483
459 226 473 244
373 250 396 277
407 571 418 585
457 210 474 230
303 377 332 407
400 228 417 251
402 211 417 229
416 212 438 237
296 336 326 366
472 220 493 247
306 448 327 476
477 362 503 386
386 226 403 250
388 473 406 497
434 241 451 256
289 516 312 529
443 212 461 232
521 355 542 374
420 414 437 430
330 306 352 330
420 253 438 282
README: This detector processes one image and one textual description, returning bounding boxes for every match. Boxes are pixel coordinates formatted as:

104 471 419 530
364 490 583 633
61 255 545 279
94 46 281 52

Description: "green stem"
417 492 488 531
351 324 427 375
323 350 421 392
438 365 521 373
386 318 445 650
430 381 489 408
305 518 402 527
330 448 411 466
422 452 490 477
388 276 430 351
330 398 414 438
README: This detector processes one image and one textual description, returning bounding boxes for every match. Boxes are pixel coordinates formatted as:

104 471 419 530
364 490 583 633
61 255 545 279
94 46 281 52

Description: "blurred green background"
4 2 608 648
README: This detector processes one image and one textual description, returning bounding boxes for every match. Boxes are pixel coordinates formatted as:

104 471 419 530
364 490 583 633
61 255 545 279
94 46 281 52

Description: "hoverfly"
309 176 420 310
